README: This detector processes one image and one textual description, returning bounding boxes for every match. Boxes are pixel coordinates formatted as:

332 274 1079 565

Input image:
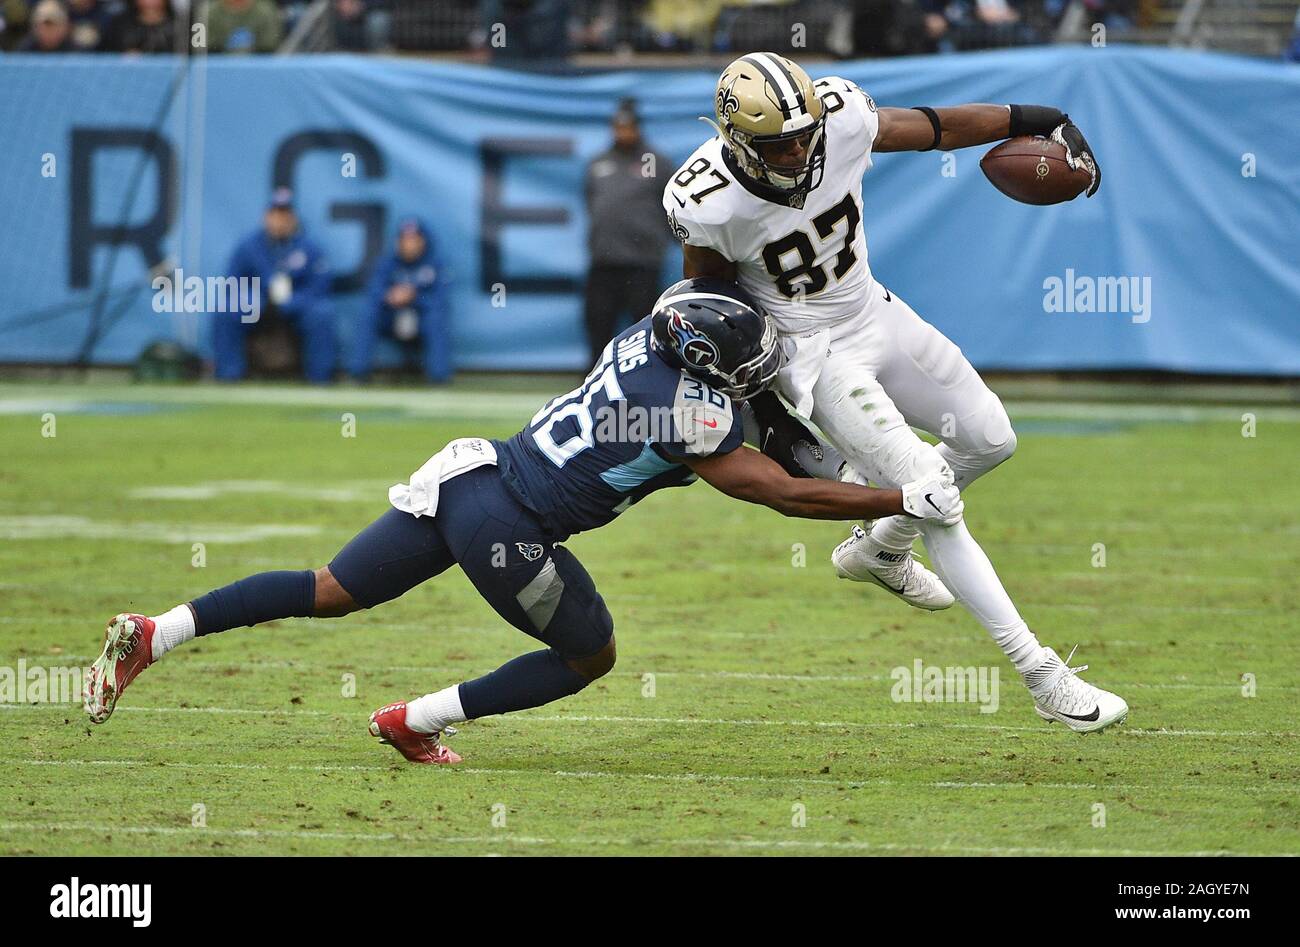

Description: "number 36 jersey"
663 76 880 335
494 317 743 539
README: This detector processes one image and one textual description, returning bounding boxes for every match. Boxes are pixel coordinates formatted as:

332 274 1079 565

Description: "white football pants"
784 282 1038 666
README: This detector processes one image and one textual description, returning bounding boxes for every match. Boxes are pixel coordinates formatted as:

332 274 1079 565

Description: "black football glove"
747 390 822 478
1053 120 1101 198
1009 104 1101 198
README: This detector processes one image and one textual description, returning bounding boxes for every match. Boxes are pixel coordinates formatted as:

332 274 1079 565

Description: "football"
980 135 1093 205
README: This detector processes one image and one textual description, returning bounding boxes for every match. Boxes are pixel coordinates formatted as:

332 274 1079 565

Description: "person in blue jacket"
350 216 451 384
214 188 337 383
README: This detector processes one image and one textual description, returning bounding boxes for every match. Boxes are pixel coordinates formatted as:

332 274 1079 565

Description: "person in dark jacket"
582 99 670 365
103 0 176 53
214 188 337 383
350 216 451 384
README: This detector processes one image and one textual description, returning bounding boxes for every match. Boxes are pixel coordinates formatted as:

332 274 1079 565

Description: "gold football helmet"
711 52 826 202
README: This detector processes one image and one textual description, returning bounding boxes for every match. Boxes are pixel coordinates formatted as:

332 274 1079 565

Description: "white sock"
919 519 1046 676
150 604 196 659
868 514 921 554
406 685 467 735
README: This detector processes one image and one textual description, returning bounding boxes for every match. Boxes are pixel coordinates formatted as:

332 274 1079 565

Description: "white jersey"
663 76 880 335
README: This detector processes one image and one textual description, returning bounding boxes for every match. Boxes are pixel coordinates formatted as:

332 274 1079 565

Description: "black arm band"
1009 104 1067 138
911 106 942 152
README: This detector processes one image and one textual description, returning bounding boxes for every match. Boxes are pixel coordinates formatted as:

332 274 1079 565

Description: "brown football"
980 136 1092 205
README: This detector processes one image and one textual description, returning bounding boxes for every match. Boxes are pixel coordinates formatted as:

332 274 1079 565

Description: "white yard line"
0 820 1272 856
15 655 1283 691
2 383 1297 423
8 757 1297 796
1 702 1293 738
0 515 320 544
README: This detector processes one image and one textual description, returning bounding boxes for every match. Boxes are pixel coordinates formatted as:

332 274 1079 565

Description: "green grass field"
1 381 1297 856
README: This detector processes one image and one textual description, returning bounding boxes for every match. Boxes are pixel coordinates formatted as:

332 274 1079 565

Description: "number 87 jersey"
663 76 881 335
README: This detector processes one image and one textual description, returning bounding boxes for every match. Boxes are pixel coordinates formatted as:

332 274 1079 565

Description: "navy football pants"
329 467 613 660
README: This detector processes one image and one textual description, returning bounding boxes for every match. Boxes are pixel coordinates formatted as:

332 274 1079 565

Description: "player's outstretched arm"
874 104 1012 153
683 444 962 524
875 104 1101 196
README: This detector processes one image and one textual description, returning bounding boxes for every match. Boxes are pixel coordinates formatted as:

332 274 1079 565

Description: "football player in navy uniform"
84 280 961 764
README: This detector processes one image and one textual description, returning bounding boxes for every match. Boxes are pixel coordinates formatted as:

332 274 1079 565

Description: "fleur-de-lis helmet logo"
716 77 741 124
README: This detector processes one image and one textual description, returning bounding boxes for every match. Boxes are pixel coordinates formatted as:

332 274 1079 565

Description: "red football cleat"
84 613 157 724
368 701 462 765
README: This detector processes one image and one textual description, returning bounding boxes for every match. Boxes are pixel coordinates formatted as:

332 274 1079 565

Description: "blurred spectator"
915 0 1041 52
19 1 75 51
1078 0 1136 31
215 188 337 383
103 0 177 53
1288 8 1300 63
642 0 723 51
474 0 569 65
582 99 669 364
0 0 31 50
203 0 283 52
67 0 117 50
350 217 451 384
334 0 391 50
851 0 933 56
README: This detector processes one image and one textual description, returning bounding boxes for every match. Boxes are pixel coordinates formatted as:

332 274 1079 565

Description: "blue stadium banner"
0 47 1297 374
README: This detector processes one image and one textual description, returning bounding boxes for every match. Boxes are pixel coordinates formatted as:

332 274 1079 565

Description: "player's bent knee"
313 566 361 617
996 426 1018 464
977 421 1017 471
982 402 1017 463
567 635 617 682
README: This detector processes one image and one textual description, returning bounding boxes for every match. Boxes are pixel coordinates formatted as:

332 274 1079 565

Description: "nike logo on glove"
924 493 943 514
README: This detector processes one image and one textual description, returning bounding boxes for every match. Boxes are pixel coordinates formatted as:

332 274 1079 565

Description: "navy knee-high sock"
458 649 589 719
190 570 316 636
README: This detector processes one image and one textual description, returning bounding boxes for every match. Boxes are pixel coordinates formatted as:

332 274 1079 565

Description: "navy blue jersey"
495 317 743 538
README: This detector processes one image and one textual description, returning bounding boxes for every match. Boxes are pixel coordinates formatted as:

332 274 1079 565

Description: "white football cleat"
831 525 955 611
1028 646 1129 733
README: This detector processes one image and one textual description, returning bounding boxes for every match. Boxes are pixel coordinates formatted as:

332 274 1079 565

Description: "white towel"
388 437 498 518
777 328 830 418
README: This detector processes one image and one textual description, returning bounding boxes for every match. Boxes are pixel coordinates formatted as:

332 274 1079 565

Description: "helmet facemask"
651 280 786 402
730 115 826 200
714 315 783 401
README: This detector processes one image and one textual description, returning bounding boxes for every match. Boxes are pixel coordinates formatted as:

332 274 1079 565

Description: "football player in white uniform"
664 52 1126 732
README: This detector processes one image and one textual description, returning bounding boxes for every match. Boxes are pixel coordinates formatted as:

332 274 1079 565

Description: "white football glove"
901 467 964 526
